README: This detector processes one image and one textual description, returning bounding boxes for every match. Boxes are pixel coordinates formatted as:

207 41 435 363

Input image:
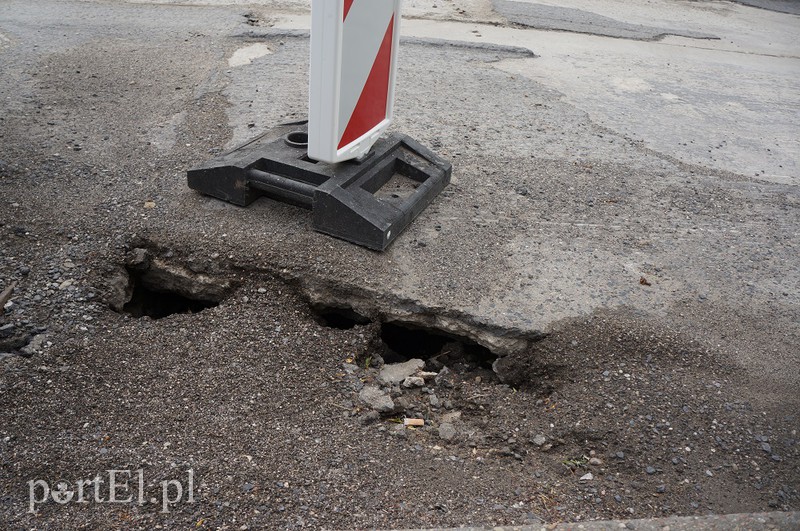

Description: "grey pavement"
733 0 800 15
1 0 797 400
491 0 717 40
229 0 800 400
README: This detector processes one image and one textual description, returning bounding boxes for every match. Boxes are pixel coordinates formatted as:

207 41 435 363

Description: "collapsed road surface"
1 0 798 528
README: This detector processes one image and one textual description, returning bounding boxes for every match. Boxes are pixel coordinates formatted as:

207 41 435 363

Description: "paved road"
1 0 798 527
251 0 800 396
1 0 797 395
733 0 800 15
2 0 798 395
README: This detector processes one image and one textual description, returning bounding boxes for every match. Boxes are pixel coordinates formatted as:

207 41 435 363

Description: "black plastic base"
187 122 451 251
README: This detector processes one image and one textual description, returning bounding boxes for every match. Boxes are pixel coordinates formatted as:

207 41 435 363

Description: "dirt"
0 235 797 528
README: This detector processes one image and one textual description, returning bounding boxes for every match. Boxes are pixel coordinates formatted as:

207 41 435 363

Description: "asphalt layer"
732 0 800 15
1 0 798 529
490 1 718 40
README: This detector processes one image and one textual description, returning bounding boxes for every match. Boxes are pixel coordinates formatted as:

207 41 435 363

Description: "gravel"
359 385 396 414
379 359 425 385
438 423 457 441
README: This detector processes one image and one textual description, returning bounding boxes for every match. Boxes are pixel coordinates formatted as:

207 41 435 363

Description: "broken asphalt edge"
234 28 537 58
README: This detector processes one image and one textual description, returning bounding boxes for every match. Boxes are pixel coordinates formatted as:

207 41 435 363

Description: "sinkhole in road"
310 303 372 329
110 248 230 320
121 268 220 319
309 303 499 372
379 322 498 370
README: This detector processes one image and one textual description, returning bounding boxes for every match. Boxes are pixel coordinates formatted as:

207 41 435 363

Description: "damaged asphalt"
0 0 798 529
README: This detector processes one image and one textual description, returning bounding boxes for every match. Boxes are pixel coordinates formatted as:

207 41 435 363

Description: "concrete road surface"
232 0 800 393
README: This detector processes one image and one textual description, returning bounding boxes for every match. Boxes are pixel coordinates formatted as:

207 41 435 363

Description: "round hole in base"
284 131 309 148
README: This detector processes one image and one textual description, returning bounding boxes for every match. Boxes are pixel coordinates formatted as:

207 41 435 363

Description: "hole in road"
379 322 497 371
121 269 220 320
311 304 372 330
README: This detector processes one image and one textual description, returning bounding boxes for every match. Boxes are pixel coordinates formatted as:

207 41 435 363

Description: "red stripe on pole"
338 15 394 150
343 0 355 21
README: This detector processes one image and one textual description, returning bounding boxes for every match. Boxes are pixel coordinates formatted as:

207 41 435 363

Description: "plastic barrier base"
187 122 451 251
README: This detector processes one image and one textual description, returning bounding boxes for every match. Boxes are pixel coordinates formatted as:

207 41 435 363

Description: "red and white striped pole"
308 0 402 163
